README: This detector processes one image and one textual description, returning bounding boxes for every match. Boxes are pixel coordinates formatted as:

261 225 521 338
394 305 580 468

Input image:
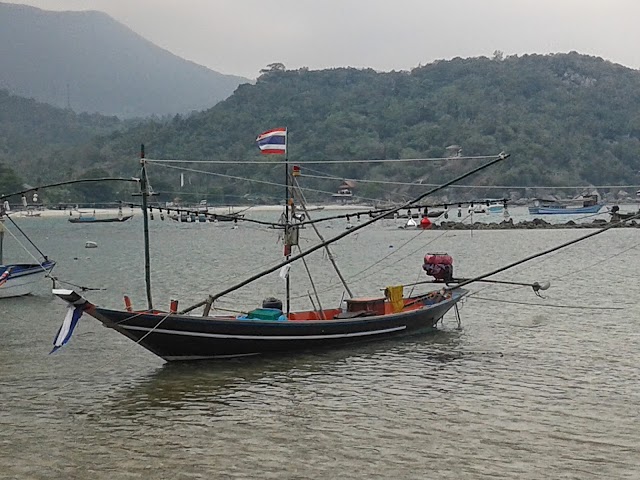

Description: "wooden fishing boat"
68 213 133 223
50 141 511 360
54 288 466 361
528 195 604 215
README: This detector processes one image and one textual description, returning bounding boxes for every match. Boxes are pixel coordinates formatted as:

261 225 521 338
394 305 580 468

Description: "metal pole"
284 128 291 317
140 144 153 309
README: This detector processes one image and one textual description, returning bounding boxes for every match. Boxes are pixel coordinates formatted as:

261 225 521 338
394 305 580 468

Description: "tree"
0 163 23 196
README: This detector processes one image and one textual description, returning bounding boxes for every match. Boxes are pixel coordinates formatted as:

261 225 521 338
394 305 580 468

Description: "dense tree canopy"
3 53 640 204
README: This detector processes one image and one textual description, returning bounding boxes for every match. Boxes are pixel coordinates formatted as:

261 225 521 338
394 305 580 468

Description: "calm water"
1 211 639 479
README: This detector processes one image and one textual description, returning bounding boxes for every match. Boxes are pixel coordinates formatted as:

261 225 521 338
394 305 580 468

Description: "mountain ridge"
0 2 250 118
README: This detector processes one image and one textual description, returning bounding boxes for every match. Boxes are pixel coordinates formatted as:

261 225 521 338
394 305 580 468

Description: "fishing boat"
50 139 511 360
528 194 604 215
68 210 133 223
0 202 56 298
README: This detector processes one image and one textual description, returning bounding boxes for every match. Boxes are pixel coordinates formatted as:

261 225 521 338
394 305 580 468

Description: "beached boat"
1 203 56 298
528 195 604 215
51 139 511 360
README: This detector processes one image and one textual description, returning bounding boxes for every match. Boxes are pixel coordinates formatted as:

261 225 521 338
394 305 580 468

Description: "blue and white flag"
50 304 83 354
256 128 286 154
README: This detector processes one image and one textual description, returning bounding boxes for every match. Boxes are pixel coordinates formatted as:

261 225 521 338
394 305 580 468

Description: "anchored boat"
51 138 511 360
528 194 604 215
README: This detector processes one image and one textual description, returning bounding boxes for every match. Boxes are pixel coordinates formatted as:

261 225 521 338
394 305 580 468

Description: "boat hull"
66 290 466 361
528 204 604 215
68 215 133 223
0 261 55 298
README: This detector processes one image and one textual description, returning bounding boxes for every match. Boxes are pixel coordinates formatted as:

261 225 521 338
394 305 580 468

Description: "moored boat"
69 214 133 223
50 139 511 360
528 194 604 215
54 288 466 361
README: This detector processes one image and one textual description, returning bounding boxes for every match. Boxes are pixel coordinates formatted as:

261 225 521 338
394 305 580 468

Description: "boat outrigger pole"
182 152 510 315
447 211 640 292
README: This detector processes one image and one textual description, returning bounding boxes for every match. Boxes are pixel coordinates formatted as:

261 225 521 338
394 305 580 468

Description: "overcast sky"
6 0 640 79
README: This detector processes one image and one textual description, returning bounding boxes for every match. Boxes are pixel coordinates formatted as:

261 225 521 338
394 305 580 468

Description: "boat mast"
284 129 291 317
140 144 153 309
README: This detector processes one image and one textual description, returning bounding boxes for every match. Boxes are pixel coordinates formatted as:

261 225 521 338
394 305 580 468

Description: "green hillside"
4 53 640 205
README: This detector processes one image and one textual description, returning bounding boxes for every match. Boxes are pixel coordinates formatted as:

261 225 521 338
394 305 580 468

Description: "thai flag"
256 128 286 154
50 304 84 354
0 267 11 287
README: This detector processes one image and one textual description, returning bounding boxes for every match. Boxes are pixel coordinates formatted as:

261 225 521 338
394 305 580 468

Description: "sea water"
0 211 639 479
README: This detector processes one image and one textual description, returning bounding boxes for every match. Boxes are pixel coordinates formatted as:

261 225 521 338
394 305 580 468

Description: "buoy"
420 217 432 229
85 241 98 248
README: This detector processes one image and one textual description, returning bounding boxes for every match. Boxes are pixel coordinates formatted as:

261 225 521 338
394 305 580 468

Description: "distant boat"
487 202 505 213
528 195 604 215
69 214 133 223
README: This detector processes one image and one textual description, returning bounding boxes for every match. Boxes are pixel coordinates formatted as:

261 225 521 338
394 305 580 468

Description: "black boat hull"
84 291 465 361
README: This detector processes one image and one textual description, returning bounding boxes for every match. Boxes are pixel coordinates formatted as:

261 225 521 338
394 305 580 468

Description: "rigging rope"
145 154 495 165
468 296 625 310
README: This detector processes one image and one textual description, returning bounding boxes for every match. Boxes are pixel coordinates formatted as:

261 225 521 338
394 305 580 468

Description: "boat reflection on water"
103 329 465 415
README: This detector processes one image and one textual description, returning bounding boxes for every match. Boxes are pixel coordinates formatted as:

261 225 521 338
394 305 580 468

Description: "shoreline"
7 204 375 218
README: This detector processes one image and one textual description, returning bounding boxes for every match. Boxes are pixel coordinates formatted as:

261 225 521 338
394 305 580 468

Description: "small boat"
487 202 505 213
528 195 604 215
1 204 56 298
69 212 133 223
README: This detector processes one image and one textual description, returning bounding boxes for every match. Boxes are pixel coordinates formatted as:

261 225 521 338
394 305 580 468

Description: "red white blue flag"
256 128 286 154
50 303 83 354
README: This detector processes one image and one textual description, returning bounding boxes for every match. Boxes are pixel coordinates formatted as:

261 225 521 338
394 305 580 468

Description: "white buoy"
85 241 98 248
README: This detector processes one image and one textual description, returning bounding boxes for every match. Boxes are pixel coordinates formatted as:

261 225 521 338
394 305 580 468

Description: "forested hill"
0 89 127 186
94 53 640 202
0 2 249 118
4 53 640 204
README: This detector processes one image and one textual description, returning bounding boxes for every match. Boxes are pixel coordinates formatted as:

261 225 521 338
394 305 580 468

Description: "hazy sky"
6 0 640 79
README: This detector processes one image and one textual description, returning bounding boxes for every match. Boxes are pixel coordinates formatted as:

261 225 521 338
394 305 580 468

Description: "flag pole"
284 128 291 318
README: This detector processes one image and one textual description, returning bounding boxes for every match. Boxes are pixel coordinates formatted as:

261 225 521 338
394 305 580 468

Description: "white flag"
279 264 291 279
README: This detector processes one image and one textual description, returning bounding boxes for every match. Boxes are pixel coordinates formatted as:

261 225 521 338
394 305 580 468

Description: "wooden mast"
140 144 153 310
